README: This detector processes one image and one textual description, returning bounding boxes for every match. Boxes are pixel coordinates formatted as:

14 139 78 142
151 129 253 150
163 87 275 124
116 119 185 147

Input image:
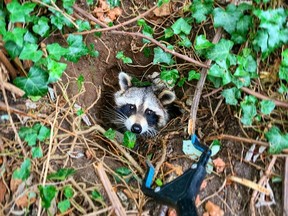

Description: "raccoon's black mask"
114 72 176 136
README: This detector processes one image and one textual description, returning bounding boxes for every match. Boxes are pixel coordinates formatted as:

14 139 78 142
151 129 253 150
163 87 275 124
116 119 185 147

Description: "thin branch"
71 4 209 69
37 97 60 216
241 86 288 109
73 5 158 35
188 28 223 135
0 66 26 157
111 31 209 68
204 134 269 147
0 50 18 79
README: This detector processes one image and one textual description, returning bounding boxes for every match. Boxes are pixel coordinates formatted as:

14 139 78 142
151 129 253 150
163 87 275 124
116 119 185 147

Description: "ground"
0 0 285 215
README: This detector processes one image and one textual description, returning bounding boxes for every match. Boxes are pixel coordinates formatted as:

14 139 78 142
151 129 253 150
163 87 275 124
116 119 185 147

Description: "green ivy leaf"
116 51 132 64
91 190 103 200
157 0 170 7
123 131 136 149
160 69 179 87
279 49 288 82
208 63 232 85
265 126 288 154
260 100 275 115
7 1 36 23
76 20 91 32
207 39 234 61
221 87 241 105
213 4 241 34
77 74 85 91
178 34 192 48
32 146 43 159
65 34 88 62
12 158 31 180
153 46 174 65
3 27 27 48
88 43 99 57
47 168 76 181
138 19 154 43
240 95 257 125
64 186 74 199
190 0 214 23
278 83 288 94
50 9 73 30
58 199 71 213
37 125 51 141
107 0 121 8
4 41 22 59
115 167 132 176
14 66 49 97
253 8 288 59
33 16 50 37
47 43 69 61
188 70 201 81
236 15 252 35
19 43 43 62
47 58 67 83
171 18 192 35
18 123 41 146
0 9 6 35
194 35 214 51
131 77 152 87
177 77 186 87
38 185 57 209
104 128 116 140
164 27 174 38
24 31 38 44
63 0 76 14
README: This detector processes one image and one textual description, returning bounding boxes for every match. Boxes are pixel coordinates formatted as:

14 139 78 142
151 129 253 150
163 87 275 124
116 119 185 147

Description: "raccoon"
114 72 176 136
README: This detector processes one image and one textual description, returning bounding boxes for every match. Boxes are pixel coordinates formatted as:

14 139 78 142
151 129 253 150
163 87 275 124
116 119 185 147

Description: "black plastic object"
141 135 211 216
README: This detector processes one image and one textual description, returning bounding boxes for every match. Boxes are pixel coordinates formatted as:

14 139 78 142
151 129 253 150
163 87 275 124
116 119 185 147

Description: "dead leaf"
15 193 36 208
0 180 7 203
153 2 171 17
107 7 122 21
10 178 22 192
123 188 139 199
205 200 224 216
93 0 121 23
213 157 226 173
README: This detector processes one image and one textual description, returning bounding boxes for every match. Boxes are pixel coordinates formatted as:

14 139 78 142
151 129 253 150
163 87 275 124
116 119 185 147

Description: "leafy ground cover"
0 0 287 215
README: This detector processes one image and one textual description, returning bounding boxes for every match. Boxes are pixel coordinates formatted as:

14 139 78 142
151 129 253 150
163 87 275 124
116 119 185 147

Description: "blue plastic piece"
145 161 155 188
191 134 205 152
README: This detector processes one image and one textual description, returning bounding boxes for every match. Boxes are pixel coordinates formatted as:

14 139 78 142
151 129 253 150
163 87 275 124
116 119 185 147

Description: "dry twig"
94 162 126 216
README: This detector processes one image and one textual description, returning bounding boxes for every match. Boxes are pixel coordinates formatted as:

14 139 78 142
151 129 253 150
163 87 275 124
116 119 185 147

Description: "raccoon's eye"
129 104 136 110
145 109 154 115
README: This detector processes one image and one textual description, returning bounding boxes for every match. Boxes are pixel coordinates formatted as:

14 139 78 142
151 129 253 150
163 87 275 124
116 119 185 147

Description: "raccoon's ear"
158 90 176 105
118 72 132 91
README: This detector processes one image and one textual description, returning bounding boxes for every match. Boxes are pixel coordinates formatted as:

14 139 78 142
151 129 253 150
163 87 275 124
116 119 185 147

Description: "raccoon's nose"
131 124 142 134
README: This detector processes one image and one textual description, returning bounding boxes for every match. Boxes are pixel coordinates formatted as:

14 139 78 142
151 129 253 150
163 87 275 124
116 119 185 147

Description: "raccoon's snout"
131 124 142 134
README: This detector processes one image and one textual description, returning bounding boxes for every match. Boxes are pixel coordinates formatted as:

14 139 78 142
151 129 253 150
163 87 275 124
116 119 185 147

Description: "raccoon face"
114 72 176 136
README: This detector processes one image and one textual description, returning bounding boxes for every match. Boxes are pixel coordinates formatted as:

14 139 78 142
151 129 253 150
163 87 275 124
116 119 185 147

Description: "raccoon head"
114 72 176 136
